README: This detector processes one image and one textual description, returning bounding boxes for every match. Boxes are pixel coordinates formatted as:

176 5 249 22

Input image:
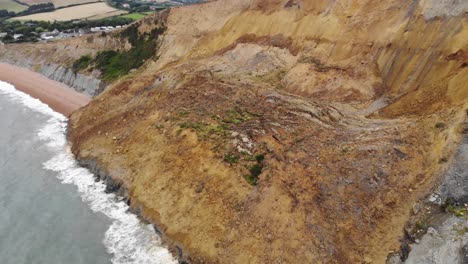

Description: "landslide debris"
5 0 467 263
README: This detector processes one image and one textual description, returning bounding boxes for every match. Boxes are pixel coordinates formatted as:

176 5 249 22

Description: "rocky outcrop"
405 218 468 264
39 63 105 96
0 33 129 96
438 128 468 205
389 120 468 264
0 52 105 96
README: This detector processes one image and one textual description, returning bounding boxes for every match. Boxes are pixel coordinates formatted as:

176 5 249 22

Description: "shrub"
240 153 266 185
224 153 240 165
244 163 263 185
94 26 166 81
94 50 130 81
244 174 258 186
249 163 263 178
255 154 265 162
435 122 446 129
413 220 428 234
446 205 467 217
72 55 92 72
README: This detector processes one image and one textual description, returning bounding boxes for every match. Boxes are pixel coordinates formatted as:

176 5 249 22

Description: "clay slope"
51 0 468 263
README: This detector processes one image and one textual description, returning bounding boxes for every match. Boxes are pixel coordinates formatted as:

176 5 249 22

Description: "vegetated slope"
12 0 468 263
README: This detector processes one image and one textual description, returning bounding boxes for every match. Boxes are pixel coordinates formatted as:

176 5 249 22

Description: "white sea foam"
0 81 177 264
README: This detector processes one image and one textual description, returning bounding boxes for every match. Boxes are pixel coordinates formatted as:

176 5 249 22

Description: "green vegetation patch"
223 153 240 165
179 121 231 140
222 108 256 124
118 13 146 20
71 24 166 82
176 108 265 186
249 163 263 178
72 55 92 72
446 205 468 217
456 227 468 236
243 153 265 186
94 50 132 81
412 220 428 235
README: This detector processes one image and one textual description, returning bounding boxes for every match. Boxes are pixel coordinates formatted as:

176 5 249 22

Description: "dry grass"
14 2 126 21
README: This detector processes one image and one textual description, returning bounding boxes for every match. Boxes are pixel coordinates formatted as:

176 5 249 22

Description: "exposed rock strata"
392 120 468 264
0 56 105 95
405 217 468 264
0 34 129 95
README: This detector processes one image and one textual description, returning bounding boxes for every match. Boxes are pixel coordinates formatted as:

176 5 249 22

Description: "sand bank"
0 62 90 116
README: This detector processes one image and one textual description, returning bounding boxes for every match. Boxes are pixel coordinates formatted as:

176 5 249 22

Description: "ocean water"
0 81 176 264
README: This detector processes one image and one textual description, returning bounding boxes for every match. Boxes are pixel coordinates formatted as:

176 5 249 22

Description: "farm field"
16 0 100 8
0 0 28 12
86 9 126 20
118 13 146 20
14 2 126 21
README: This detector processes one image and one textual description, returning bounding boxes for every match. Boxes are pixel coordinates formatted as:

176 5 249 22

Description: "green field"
0 0 28 12
118 13 146 20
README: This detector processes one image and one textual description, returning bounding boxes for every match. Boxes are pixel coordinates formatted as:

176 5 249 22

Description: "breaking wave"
0 81 176 264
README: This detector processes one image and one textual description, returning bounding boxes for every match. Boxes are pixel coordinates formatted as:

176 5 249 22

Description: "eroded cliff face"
0 35 128 95
8 0 467 263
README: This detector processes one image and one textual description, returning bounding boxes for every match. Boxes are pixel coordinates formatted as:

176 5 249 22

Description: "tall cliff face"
153 0 467 113
5 0 467 263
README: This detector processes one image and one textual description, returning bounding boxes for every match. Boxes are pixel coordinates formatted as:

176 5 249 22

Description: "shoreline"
0 77 179 264
77 158 192 263
0 62 90 116
0 61 182 263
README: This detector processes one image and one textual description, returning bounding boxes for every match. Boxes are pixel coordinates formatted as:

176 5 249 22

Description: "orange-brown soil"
2 0 468 263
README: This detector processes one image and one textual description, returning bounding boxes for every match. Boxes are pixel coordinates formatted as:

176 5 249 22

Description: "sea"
0 80 176 264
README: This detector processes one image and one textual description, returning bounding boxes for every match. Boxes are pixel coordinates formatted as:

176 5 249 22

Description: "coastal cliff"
2 0 468 263
0 34 129 95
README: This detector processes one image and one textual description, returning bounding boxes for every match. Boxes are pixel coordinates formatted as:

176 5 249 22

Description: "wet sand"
0 62 90 116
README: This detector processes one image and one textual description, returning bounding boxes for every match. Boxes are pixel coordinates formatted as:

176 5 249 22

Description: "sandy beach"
0 62 90 116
